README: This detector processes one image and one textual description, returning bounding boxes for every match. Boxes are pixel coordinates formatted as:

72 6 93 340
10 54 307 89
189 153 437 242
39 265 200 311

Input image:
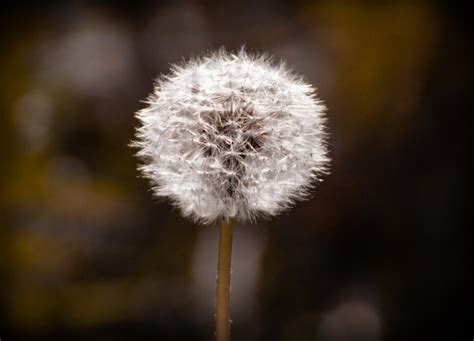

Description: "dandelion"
133 48 329 341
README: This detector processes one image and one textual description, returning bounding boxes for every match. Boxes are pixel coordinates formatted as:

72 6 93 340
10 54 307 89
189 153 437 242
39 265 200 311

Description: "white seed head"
133 48 329 224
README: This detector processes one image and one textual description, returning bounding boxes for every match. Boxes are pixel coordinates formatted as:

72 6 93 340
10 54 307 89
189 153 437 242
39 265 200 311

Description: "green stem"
216 219 234 341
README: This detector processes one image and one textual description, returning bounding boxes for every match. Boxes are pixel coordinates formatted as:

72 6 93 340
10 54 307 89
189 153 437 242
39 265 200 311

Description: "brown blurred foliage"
0 1 471 340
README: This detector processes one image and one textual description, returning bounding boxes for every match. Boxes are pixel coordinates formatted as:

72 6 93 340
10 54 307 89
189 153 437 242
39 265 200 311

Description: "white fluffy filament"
133 48 329 223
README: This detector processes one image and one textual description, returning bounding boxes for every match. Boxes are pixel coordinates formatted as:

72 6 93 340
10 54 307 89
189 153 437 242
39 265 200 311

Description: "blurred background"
0 1 471 340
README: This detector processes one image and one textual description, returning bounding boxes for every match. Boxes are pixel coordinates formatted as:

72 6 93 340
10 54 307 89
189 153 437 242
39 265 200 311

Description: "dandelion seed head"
134 48 329 223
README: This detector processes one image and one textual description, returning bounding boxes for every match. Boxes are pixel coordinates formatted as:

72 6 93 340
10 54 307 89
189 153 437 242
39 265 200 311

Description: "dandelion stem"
216 219 233 341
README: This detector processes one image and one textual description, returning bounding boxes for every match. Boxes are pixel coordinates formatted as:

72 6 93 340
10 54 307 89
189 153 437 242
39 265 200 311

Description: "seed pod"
133 48 330 223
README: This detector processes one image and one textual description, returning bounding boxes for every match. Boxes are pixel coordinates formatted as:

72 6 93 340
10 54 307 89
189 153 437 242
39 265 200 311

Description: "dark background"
0 1 471 340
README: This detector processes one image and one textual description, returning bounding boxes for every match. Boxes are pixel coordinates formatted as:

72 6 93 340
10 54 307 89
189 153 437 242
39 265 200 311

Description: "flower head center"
198 103 265 198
